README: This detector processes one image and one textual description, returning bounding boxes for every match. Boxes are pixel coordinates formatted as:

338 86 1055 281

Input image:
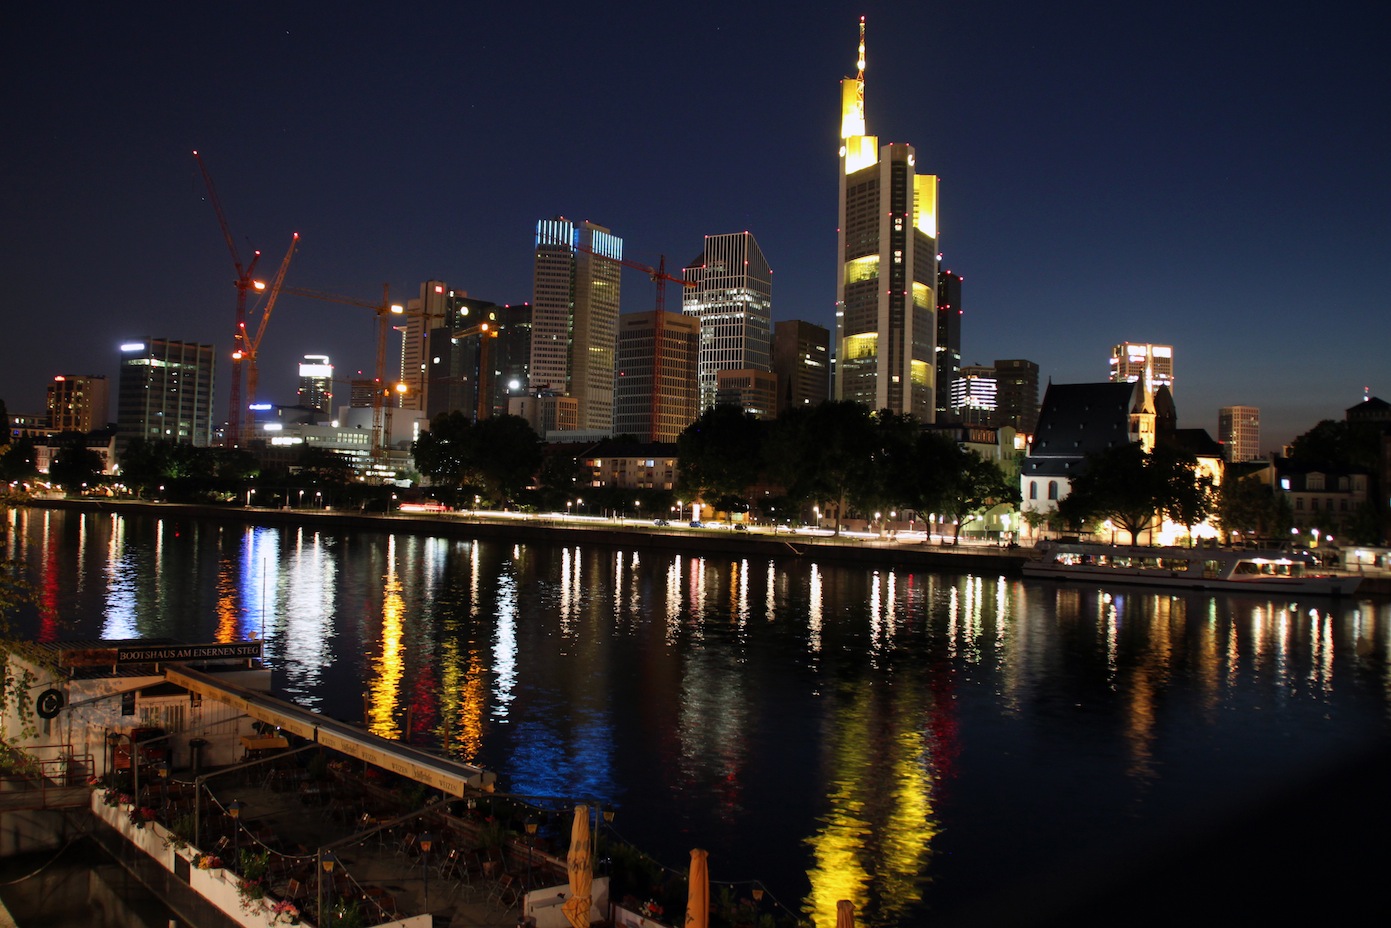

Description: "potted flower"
237 849 271 911
272 899 300 925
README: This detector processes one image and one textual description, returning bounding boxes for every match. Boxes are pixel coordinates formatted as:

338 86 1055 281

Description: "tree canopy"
412 413 541 506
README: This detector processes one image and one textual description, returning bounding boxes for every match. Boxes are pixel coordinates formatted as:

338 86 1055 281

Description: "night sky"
3 1 1386 450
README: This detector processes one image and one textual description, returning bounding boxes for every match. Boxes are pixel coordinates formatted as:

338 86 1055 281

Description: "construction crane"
279 285 404 464
193 150 266 448
237 232 299 440
574 246 696 432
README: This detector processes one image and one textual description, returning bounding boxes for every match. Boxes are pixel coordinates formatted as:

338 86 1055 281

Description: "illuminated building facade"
296 355 333 414
835 18 939 420
951 365 996 426
46 374 108 433
115 338 216 452
614 310 700 442
1218 405 1261 462
682 232 773 411
530 218 623 434
935 269 962 421
772 320 830 410
427 300 532 422
1109 342 1174 401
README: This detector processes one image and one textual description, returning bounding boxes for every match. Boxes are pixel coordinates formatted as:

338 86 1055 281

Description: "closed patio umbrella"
685 848 709 928
836 899 855 928
561 804 593 928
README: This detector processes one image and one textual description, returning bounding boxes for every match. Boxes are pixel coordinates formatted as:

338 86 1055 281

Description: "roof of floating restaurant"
164 665 497 796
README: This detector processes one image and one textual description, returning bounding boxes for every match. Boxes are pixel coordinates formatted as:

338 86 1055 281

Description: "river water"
6 506 1390 926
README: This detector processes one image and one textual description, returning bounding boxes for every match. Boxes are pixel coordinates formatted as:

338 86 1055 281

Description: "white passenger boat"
1024 541 1361 596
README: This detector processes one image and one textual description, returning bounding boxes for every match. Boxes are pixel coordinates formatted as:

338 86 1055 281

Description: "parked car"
733 523 748 532
653 518 669 526
689 520 703 528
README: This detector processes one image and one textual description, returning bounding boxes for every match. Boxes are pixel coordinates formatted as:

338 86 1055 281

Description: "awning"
163 665 496 796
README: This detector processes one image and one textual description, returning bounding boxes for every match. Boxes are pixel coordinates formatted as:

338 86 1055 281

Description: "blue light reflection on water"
7 508 1391 928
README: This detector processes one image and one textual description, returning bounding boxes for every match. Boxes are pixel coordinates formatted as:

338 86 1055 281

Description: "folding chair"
486 873 519 909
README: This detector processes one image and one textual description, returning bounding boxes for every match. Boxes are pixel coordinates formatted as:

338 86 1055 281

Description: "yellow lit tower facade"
835 17 939 420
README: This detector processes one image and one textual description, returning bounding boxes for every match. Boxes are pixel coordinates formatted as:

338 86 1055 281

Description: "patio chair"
486 873 520 909
394 832 418 860
432 847 456 878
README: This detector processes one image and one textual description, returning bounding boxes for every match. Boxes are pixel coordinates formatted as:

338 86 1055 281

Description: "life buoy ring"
36 688 65 719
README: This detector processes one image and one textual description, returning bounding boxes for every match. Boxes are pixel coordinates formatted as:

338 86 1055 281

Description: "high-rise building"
835 17 939 420
297 355 333 414
1108 343 1173 402
935 268 963 421
46 374 108 433
115 338 216 451
530 218 623 434
951 365 996 426
772 319 830 411
427 301 532 422
1218 405 1261 462
614 311 700 442
994 359 1040 436
400 281 453 413
682 232 773 411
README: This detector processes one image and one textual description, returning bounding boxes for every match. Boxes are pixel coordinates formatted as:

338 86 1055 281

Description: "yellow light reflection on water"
803 682 938 926
366 536 405 739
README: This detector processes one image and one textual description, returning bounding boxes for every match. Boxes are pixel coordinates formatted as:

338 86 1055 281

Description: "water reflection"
7 508 1391 928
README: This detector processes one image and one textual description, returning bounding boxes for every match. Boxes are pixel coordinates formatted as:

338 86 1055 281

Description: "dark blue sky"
3 1 1386 449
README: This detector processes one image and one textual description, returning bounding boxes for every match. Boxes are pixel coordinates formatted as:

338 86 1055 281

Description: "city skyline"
2 3 1385 450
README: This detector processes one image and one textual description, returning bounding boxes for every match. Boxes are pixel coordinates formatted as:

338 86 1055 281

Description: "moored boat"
1023 541 1361 596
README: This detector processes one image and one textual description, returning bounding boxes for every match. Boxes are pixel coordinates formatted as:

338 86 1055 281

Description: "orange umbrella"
685 849 709 928
561 804 593 928
835 899 855 928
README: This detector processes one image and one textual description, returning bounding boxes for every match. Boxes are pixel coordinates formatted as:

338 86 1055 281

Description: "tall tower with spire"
834 17 939 421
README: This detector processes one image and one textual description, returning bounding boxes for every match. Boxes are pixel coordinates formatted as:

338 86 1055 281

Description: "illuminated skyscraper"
1108 342 1174 401
1218 405 1260 462
115 338 216 451
530 218 623 434
682 232 773 411
835 17 939 420
46 374 108 433
297 355 333 414
951 365 996 426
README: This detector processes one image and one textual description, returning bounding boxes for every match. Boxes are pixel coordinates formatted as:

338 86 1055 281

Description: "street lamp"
525 818 538 889
228 799 242 869
157 761 170 823
318 849 337 921
813 505 821 530
420 831 433 910
566 501 572 519
577 497 583 516
315 491 322 508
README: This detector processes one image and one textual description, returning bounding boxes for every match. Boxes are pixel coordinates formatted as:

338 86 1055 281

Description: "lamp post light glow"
525 819 538 888
228 799 242 868
318 849 337 920
420 831 433 910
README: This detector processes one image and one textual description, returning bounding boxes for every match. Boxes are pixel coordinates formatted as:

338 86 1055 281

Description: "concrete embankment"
25 498 1391 596
28 497 1032 575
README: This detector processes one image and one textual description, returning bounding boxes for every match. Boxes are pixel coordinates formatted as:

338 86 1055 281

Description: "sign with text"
115 642 262 664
